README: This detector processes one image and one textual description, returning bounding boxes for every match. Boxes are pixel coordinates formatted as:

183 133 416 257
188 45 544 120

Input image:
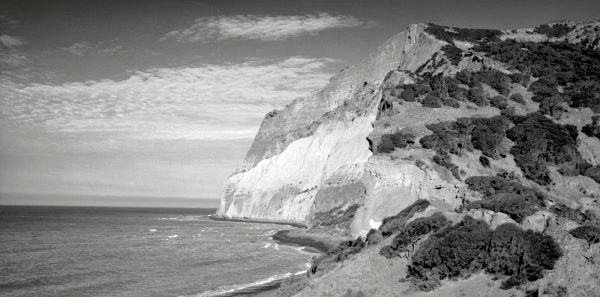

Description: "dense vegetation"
466 193 540 222
377 131 415 153
407 217 562 290
464 176 546 222
425 23 502 45
533 23 575 38
507 113 587 185
441 44 463 65
380 212 450 258
465 176 547 205
474 40 600 112
420 116 509 159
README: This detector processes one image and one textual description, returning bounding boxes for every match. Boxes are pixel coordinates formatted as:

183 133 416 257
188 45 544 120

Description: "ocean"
0 206 315 297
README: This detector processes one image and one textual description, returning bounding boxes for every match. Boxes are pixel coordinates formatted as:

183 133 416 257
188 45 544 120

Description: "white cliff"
217 24 446 226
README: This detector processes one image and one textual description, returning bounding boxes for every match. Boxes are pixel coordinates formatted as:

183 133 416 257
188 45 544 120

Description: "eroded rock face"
217 24 446 225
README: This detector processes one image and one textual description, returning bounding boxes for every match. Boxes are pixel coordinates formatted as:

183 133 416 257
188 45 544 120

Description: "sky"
1 0 599 207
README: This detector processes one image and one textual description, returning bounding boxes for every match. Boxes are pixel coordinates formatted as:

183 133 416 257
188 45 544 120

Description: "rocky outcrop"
217 24 446 225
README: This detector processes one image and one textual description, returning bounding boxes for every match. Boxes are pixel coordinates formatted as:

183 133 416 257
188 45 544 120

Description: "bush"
441 44 462 65
467 86 488 106
407 217 562 290
422 94 443 108
466 193 540 222
425 23 502 45
401 84 431 102
420 116 508 159
533 23 575 38
490 95 508 110
569 225 600 247
469 116 509 158
581 116 600 139
539 95 568 119
378 131 416 154
479 156 490 167
509 93 526 104
550 204 599 225
380 212 450 258
442 97 460 108
509 72 524 84
472 70 512 96
465 176 547 206
507 113 588 185
433 153 461 180
367 199 431 244
310 238 366 275
473 40 600 109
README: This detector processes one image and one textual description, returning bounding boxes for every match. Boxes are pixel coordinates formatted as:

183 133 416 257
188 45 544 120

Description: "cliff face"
217 24 446 226
217 20 600 239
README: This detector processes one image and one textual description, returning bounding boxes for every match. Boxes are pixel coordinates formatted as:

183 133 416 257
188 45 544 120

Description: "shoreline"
208 214 307 228
198 218 346 297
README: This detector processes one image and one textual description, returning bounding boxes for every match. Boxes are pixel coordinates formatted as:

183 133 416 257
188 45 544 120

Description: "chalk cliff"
217 24 447 228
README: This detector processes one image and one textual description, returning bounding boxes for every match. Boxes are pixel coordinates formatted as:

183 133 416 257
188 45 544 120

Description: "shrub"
469 116 509 158
507 113 588 185
539 96 568 119
465 176 546 206
367 199 431 245
310 238 366 275
550 204 599 225
407 217 562 290
473 40 600 109
425 23 502 45
420 116 508 159
581 116 600 139
433 153 461 180
380 212 450 258
533 23 575 38
472 70 512 96
490 95 508 110
509 93 526 104
569 225 600 247
401 84 431 102
422 94 443 108
441 44 462 65
466 193 540 222
467 86 488 106
442 97 460 108
479 156 490 167
509 72 524 84
378 131 416 154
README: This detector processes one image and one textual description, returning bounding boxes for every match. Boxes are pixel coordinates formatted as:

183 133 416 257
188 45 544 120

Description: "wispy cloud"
1 57 336 141
0 34 25 48
63 41 122 56
161 13 365 43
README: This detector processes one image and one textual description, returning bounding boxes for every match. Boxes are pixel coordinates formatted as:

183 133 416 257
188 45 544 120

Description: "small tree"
570 225 600 248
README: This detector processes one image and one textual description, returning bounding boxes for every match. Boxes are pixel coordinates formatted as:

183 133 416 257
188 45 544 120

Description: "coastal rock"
217 24 445 225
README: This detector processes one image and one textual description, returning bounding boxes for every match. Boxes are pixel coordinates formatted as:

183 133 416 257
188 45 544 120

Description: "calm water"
0 206 313 297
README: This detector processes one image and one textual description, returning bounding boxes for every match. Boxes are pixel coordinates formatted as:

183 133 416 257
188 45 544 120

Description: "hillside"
217 20 600 296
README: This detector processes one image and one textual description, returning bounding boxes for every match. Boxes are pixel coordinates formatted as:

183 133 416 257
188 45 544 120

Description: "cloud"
63 41 122 56
0 34 25 48
161 13 364 43
0 57 336 141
